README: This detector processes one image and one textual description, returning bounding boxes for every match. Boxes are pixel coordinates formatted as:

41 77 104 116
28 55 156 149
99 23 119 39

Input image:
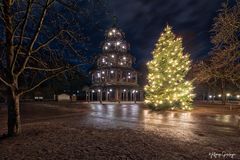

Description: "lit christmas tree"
144 25 194 110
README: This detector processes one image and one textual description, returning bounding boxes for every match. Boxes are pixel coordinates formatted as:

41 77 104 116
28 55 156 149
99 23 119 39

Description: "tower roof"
105 27 124 39
102 27 129 53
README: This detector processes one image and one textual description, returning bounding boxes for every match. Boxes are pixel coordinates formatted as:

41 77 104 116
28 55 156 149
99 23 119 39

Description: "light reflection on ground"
84 103 239 137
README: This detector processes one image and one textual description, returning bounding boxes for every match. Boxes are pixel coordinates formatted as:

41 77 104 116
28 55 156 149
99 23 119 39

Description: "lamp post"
208 95 212 103
226 93 231 102
98 89 102 104
226 93 231 110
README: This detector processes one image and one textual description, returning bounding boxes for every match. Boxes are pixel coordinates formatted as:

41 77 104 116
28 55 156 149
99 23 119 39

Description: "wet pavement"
1 102 239 137
72 103 240 137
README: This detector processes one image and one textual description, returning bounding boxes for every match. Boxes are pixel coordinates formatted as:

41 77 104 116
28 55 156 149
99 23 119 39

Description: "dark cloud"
109 0 229 64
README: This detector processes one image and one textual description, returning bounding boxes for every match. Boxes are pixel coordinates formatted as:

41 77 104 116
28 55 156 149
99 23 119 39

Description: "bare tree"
0 0 89 136
194 1 240 104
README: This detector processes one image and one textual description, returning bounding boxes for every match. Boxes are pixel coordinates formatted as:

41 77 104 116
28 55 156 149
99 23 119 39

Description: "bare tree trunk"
7 88 21 136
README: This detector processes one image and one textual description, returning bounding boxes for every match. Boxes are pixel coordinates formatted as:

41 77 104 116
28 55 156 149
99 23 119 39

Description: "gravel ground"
0 103 240 160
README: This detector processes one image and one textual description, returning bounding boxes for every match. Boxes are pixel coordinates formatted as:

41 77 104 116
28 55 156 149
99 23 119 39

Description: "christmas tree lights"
144 25 194 110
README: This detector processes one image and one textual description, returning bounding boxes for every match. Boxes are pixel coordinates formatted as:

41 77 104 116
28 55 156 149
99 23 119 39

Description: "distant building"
57 94 71 101
87 26 143 103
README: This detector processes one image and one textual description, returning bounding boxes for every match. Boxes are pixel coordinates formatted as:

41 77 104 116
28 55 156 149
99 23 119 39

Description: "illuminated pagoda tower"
87 27 143 103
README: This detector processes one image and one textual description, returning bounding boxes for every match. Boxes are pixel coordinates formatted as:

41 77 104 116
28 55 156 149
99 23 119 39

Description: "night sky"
105 0 235 66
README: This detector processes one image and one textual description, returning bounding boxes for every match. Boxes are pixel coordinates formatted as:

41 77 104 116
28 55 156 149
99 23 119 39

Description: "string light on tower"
97 73 101 78
90 26 140 102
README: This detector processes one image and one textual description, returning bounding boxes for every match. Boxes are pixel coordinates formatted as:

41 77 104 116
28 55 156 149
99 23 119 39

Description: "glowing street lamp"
226 93 231 103
226 93 231 97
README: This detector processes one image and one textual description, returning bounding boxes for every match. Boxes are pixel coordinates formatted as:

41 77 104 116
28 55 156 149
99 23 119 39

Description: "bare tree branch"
11 0 33 74
29 56 48 68
0 75 11 87
19 64 82 96
31 30 64 54
17 0 54 77
25 66 64 72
